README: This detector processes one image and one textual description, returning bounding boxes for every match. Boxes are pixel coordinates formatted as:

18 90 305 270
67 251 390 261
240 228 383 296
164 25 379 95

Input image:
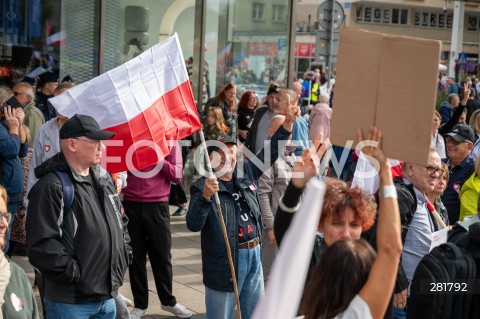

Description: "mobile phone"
0 96 23 113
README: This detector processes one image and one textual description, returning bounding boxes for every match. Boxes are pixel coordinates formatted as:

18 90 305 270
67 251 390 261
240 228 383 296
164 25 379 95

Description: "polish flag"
46 31 67 46
49 34 201 173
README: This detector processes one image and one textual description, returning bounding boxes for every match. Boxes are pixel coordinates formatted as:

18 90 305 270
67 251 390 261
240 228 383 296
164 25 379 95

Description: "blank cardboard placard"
330 28 441 166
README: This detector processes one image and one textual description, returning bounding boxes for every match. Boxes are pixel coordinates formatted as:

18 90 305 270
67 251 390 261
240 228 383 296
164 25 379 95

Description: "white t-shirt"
294 295 372 319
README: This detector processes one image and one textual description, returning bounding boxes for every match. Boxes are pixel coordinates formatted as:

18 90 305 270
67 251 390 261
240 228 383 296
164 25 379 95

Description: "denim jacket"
187 125 291 292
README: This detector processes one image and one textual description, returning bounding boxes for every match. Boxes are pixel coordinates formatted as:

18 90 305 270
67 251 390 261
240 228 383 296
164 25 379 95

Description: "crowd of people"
1 58 480 319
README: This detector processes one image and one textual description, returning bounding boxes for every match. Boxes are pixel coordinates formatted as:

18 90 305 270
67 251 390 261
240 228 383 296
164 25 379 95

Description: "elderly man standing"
187 90 298 319
26 114 130 319
245 84 308 156
441 124 475 223
391 148 444 318
12 82 45 146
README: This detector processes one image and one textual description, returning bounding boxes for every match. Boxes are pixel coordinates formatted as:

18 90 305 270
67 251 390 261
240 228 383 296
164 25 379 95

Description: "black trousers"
169 183 187 206
169 144 189 206
123 200 176 309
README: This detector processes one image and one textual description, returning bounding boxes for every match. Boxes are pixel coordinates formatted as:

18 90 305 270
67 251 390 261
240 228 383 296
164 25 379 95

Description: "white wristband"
379 185 397 199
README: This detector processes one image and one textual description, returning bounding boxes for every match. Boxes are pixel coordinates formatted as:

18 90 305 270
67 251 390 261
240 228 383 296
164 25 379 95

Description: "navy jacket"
0 122 28 202
187 125 291 292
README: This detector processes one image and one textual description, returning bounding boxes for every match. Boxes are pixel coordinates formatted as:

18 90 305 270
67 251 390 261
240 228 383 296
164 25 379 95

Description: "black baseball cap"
59 114 115 140
38 71 59 84
445 124 475 143
206 134 237 154
267 83 281 95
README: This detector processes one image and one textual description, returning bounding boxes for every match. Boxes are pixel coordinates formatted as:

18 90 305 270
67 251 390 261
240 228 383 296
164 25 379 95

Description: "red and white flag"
49 34 201 173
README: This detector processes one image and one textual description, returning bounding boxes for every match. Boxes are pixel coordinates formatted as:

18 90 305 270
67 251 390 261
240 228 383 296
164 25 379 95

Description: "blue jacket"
292 116 309 156
186 125 291 292
0 122 28 201
439 101 451 124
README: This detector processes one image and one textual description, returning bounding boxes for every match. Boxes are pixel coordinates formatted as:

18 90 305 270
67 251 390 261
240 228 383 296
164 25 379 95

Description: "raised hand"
15 107 25 125
3 106 20 131
291 131 330 189
356 126 389 170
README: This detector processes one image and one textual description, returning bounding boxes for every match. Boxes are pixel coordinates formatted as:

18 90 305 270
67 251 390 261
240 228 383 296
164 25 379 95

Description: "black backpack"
407 223 480 319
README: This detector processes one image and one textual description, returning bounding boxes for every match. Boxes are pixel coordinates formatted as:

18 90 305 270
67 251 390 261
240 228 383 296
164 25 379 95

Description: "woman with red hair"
274 133 377 272
237 91 258 143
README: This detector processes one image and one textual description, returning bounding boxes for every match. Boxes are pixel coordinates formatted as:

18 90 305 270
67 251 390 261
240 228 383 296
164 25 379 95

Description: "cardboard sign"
330 28 441 166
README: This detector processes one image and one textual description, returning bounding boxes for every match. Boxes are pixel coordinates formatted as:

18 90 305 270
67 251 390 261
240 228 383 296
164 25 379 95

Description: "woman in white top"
299 127 402 319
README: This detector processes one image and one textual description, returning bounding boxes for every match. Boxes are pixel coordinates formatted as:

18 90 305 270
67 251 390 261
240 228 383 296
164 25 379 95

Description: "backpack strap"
54 171 74 213
53 170 75 256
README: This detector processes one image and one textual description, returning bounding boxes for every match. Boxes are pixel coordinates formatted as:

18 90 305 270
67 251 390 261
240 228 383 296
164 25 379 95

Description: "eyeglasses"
13 92 27 97
73 138 102 148
0 212 11 224
446 136 468 145
425 166 445 176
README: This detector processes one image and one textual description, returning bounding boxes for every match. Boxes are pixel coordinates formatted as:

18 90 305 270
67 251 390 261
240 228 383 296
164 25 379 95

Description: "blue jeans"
393 306 407 319
205 244 264 319
44 298 116 319
2 201 19 253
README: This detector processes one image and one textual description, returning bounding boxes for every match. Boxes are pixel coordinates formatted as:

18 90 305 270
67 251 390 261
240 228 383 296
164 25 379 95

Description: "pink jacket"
309 103 332 141
123 144 183 202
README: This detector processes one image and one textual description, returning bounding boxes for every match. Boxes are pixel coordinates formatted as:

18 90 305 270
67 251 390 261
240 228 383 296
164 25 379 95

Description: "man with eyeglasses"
441 124 476 224
385 148 443 318
26 114 131 319
12 82 45 146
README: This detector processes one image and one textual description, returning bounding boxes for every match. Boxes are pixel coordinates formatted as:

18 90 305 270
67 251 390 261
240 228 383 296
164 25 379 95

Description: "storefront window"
102 0 196 73
204 0 291 102
0 0 63 84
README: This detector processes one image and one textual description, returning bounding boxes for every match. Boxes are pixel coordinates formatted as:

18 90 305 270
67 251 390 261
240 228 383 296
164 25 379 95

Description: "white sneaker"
130 308 147 319
161 303 193 318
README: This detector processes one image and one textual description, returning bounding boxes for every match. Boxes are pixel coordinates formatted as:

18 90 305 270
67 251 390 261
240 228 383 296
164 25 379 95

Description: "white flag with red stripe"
49 34 201 173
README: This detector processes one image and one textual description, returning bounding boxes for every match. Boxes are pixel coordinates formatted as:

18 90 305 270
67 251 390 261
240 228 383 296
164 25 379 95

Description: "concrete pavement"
12 205 207 319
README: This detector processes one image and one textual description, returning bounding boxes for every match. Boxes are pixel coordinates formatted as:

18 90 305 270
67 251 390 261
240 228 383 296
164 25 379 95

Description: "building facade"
296 0 480 78
0 0 295 103
1 0 479 99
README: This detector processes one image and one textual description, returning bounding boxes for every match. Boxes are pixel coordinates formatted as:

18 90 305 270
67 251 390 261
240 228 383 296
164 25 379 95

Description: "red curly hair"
320 178 376 231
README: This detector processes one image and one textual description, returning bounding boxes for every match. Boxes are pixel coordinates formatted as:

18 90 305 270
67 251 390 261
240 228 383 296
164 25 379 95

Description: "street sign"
316 31 340 56
317 1 345 30
458 52 467 65
278 39 287 51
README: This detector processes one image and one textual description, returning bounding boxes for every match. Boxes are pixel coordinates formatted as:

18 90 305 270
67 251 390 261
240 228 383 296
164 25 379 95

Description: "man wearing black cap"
442 123 476 223
187 92 299 319
26 114 130 318
245 82 282 154
35 71 59 121
245 85 309 157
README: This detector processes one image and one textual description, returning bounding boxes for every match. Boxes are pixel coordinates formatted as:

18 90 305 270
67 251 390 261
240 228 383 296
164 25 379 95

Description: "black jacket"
244 105 269 153
26 153 130 303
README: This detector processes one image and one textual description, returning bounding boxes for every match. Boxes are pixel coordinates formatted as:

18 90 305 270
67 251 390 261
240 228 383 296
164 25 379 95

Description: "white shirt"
431 132 446 159
294 295 372 319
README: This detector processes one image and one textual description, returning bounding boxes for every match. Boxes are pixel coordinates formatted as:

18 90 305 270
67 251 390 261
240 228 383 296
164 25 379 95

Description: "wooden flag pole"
199 131 242 319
